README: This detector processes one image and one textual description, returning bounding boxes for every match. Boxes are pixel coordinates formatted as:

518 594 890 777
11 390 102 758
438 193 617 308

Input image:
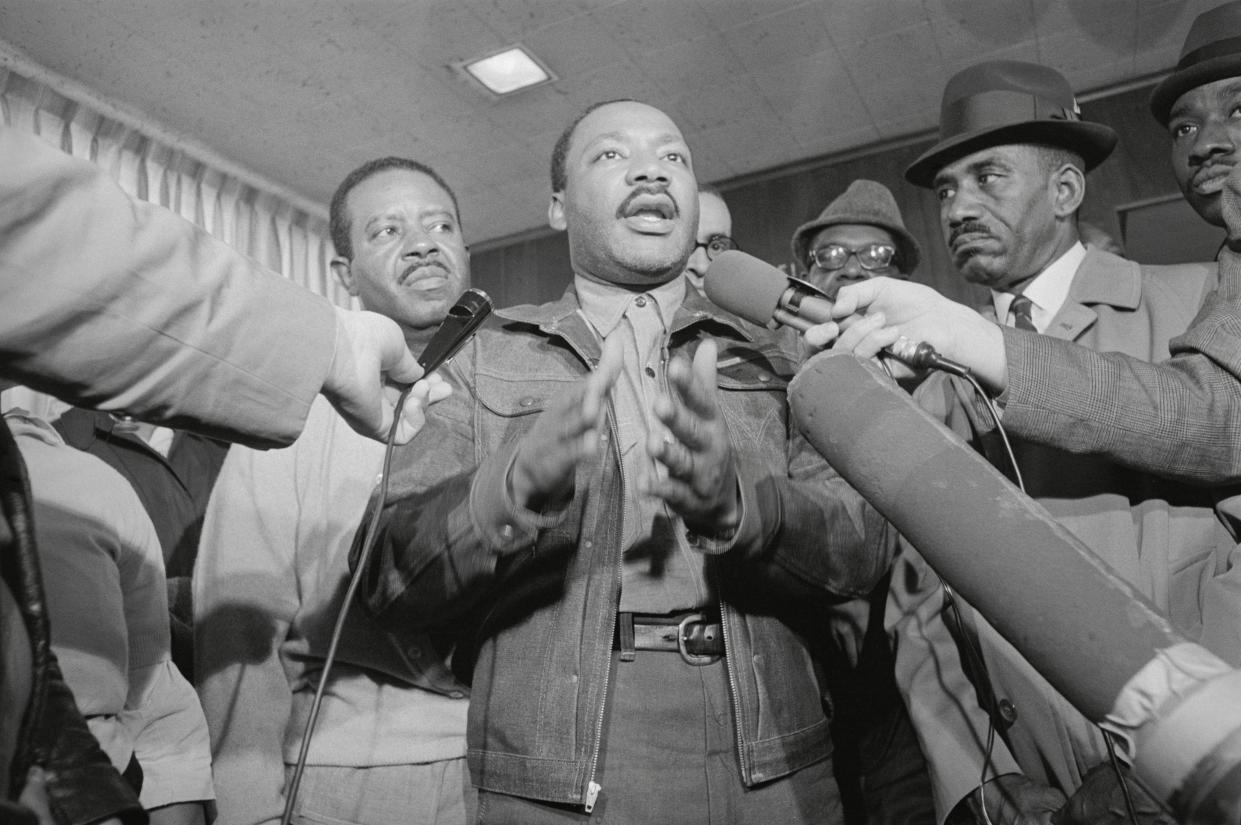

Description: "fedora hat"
790 179 921 274
905 60 1118 188
1150 2 1241 126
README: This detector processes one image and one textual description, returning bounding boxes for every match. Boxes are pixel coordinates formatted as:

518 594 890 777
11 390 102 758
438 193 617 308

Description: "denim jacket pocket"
715 343 795 448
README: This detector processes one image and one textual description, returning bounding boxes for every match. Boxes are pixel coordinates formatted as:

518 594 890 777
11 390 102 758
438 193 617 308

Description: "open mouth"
619 191 678 232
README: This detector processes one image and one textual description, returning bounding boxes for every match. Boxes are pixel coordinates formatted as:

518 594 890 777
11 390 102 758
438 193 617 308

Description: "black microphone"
704 250 967 375
416 287 493 374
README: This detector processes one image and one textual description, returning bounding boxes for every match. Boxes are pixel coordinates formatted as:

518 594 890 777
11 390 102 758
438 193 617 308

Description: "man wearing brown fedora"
790 179 922 299
871 59 1236 825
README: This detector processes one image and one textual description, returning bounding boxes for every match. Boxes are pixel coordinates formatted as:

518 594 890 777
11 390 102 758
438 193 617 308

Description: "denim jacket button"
519 397 536 407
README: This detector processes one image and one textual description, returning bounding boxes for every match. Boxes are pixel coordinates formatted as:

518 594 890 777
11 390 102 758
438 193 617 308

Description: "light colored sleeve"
122 661 214 810
0 124 336 449
887 545 1022 824
194 430 307 825
112 459 215 810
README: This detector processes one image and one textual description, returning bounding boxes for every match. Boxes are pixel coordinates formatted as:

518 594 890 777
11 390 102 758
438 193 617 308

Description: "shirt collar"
574 274 686 339
992 241 1086 329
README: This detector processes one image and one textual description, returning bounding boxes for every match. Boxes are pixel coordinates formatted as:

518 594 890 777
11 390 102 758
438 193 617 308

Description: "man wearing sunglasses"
683 183 736 294
791 179 921 300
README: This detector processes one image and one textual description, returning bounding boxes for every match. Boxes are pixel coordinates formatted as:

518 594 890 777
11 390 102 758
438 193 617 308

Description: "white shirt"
991 242 1087 333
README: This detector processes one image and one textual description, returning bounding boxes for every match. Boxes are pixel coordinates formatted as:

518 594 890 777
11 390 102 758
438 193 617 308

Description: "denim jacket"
355 283 892 806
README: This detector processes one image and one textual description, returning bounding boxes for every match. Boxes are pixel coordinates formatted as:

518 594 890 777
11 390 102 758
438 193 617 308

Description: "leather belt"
614 611 724 665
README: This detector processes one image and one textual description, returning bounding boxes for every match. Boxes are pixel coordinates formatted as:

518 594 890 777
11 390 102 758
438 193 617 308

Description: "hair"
1032 144 1085 178
329 157 460 259
1031 144 1085 223
549 98 638 193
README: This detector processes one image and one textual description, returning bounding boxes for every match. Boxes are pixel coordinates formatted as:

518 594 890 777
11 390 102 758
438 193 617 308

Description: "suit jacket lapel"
1044 247 1141 342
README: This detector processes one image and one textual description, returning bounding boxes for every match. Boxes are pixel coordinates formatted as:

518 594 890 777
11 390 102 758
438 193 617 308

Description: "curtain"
1 61 353 418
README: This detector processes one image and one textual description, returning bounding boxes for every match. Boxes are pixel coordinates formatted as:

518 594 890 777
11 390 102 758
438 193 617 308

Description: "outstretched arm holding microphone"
805 250 1241 485
1 123 432 449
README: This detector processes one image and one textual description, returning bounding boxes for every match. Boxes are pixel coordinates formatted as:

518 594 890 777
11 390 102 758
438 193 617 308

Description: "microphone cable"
279 384 411 825
934 368 1138 825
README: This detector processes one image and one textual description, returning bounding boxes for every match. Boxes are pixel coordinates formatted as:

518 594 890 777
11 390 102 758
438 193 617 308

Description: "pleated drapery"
1 59 351 418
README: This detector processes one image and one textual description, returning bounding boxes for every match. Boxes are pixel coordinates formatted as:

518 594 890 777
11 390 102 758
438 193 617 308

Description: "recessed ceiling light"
460 45 554 96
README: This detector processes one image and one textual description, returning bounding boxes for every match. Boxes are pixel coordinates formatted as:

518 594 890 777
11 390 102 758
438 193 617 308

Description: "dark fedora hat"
905 60 1118 188
1150 2 1241 126
790 179 921 274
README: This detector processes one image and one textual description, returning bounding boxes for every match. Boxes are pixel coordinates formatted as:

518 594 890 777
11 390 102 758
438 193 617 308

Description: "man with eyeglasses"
791 179 920 299
684 183 735 294
789 178 937 825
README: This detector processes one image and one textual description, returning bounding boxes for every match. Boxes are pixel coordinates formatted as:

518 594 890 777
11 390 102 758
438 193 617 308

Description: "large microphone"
704 250 965 374
790 350 1241 823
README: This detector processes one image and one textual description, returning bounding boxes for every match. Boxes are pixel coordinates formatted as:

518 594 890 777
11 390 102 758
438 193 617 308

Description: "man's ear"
1052 164 1086 218
548 192 567 231
330 257 360 296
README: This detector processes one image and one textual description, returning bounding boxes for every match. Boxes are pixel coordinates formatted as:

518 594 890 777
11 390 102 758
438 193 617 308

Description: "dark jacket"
1 422 145 824
355 284 893 806
54 408 229 680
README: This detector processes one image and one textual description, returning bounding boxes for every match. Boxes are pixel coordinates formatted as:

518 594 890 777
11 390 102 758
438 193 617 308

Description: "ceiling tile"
591 0 716 56
719 3 833 75
816 1 929 44
523 12 631 77
926 0 1038 61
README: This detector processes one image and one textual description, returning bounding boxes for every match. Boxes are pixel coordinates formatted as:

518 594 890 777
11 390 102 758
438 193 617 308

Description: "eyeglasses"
808 243 896 272
694 234 739 260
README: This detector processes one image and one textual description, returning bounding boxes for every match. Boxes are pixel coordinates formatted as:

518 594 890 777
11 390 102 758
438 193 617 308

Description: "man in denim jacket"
354 100 892 825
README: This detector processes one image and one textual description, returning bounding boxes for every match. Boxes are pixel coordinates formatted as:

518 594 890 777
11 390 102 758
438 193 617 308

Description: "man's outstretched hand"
646 338 741 539
324 307 428 443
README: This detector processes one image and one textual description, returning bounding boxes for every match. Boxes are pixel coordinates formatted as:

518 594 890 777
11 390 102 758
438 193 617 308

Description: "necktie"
1009 294 1038 332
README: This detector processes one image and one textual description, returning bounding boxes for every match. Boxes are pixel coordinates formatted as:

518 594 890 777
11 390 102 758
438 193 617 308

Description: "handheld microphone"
704 250 966 375
416 287 493 374
284 286 493 825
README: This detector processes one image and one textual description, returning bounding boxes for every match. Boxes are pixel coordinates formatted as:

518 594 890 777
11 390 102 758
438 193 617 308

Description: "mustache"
949 221 993 246
399 258 450 284
616 184 679 219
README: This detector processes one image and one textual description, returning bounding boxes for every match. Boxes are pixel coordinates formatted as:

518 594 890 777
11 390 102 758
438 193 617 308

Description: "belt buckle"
677 612 719 666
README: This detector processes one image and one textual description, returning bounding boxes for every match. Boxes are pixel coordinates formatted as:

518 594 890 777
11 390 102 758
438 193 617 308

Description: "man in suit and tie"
885 59 1240 825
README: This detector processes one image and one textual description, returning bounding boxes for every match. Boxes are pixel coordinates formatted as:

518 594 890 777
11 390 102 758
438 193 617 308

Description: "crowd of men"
4 3 1241 825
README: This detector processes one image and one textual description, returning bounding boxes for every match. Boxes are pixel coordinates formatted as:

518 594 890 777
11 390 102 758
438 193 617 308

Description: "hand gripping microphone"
283 286 493 825
416 287 493 373
704 250 967 375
